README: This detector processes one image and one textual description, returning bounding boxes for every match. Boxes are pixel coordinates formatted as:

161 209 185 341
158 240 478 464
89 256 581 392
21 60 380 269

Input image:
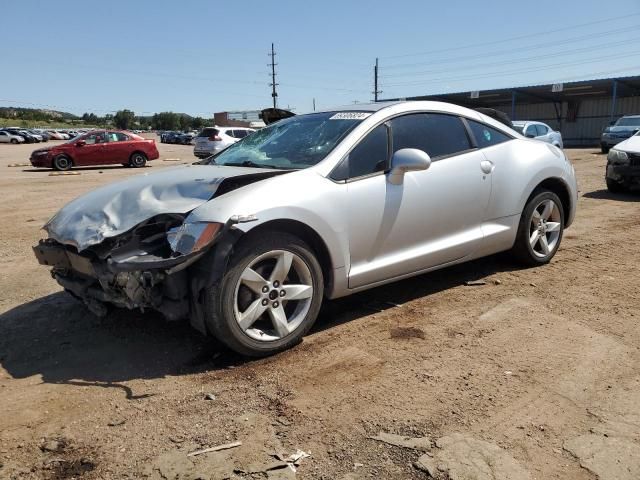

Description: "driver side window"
331 124 389 181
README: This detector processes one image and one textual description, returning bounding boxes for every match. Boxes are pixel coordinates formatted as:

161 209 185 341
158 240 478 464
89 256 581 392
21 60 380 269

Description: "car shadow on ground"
583 189 640 201
0 254 520 392
21 165 154 173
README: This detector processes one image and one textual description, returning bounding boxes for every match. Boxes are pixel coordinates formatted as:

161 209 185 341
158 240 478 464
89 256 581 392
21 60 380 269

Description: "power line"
382 25 640 71
380 35 640 79
379 12 640 60
382 50 640 88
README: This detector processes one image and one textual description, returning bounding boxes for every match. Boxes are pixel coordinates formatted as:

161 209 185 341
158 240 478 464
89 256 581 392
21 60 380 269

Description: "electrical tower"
373 57 382 102
268 43 278 109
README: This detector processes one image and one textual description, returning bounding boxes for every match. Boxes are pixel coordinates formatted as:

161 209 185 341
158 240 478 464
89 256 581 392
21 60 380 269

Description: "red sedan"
29 130 160 170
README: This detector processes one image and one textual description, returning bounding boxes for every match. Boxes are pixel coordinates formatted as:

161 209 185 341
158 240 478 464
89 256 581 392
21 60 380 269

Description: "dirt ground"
1 138 639 480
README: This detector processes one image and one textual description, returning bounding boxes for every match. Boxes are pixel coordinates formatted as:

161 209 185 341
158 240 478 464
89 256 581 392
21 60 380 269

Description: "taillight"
209 135 221 141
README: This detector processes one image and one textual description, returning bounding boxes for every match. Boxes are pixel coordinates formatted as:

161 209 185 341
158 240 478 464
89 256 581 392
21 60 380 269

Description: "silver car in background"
512 121 563 148
33 101 577 356
193 126 255 158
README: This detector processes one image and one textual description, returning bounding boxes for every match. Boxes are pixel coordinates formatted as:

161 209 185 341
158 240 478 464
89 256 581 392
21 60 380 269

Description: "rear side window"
536 124 548 136
198 128 218 138
107 132 129 142
390 113 471 159
467 120 511 148
234 130 249 138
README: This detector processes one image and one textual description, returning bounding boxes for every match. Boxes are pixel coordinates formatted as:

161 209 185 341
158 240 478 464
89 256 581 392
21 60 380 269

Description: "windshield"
615 117 640 127
511 125 524 134
208 111 367 169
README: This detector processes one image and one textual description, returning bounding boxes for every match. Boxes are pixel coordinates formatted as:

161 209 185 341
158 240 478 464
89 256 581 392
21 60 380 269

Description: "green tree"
113 109 135 130
151 112 180 131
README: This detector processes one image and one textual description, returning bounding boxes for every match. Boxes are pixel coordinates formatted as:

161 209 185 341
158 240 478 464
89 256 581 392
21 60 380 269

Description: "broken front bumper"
606 163 640 188
33 239 196 320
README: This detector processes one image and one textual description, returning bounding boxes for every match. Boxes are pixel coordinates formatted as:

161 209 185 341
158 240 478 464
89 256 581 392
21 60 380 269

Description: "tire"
511 189 565 266
606 177 626 193
601 144 610 154
129 152 147 168
10 139 17 144
53 155 72 171
204 232 324 357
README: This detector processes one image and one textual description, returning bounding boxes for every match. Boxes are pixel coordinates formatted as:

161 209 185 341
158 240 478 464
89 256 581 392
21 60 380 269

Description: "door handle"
480 160 494 174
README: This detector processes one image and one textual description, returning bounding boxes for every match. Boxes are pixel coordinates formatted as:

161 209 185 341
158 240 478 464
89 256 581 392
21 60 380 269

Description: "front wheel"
601 144 610 154
511 190 564 266
606 177 627 194
204 232 324 357
129 152 147 168
53 155 72 171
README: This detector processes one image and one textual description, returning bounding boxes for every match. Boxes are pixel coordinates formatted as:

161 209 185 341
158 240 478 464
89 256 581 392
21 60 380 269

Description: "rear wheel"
512 190 564 266
204 232 324 357
53 155 72 171
129 152 147 168
10 139 17 144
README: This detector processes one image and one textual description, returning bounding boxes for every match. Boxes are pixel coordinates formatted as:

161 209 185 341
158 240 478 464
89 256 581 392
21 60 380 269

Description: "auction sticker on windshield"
329 112 372 120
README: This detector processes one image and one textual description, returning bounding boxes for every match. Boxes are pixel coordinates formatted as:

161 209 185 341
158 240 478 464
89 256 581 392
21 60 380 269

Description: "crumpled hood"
45 164 261 251
614 135 640 153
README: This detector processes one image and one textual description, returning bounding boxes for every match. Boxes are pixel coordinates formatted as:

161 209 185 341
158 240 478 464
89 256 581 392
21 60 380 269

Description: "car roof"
620 114 640 119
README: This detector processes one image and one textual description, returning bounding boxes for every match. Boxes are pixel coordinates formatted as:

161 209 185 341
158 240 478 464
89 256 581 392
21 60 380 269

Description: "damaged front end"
33 165 283 333
33 214 229 324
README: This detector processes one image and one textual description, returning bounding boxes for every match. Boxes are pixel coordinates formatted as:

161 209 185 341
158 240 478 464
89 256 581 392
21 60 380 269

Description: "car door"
343 113 492 289
535 124 551 144
0 132 8 143
105 132 131 164
73 131 106 166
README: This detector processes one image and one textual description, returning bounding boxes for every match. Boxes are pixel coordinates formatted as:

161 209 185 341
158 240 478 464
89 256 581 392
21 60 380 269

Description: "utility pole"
268 43 278 109
373 57 382 102
312 98 316 111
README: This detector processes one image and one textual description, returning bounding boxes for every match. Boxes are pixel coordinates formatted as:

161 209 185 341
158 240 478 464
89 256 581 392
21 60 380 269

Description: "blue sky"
2 0 640 116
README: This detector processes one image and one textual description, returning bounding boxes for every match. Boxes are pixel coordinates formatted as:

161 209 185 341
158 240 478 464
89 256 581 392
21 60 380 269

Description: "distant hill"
0 107 79 122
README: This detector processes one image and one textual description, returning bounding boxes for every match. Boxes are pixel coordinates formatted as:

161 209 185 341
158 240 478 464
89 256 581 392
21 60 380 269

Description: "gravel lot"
1 138 639 480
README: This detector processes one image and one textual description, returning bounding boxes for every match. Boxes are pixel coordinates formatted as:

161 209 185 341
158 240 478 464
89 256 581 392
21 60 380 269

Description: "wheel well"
532 178 571 226
243 220 334 292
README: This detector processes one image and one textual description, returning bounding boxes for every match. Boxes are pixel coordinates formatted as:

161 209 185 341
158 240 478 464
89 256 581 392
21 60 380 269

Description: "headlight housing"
167 222 222 256
607 149 629 165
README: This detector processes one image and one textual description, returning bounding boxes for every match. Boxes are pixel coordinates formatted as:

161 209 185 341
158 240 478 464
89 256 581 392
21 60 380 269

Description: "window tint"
390 113 470 158
197 128 218 138
467 120 511 148
107 132 129 142
234 130 248 138
536 124 548 136
83 132 105 145
333 124 388 180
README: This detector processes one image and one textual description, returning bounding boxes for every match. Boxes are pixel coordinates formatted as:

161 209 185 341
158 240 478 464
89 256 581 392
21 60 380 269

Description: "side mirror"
388 148 431 185
76 140 86 147
525 133 536 138
609 120 616 126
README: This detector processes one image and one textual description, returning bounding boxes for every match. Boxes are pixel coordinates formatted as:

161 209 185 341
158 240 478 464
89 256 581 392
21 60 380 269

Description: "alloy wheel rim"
233 250 313 342
133 155 144 166
529 199 561 258
57 157 69 168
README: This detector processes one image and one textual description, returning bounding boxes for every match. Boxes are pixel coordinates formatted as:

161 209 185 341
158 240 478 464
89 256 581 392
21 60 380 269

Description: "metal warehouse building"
384 75 640 147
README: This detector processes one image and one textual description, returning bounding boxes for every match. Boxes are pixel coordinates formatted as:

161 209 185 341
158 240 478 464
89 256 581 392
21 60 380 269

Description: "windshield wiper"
224 161 279 169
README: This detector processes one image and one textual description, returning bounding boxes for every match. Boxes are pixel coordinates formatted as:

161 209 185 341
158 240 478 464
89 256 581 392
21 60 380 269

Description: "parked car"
46 130 65 140
32 101 577 356
33 130 50 141
605 131 640 192
29 130 160 170
600 115 640 153
177 132 195 145
193 127 255 158
512 121 563 148
5 129 38 143
25 130 44 142
0 130 25 144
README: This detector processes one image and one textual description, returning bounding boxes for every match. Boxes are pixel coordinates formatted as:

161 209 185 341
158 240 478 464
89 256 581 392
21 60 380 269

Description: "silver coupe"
33 101 578 356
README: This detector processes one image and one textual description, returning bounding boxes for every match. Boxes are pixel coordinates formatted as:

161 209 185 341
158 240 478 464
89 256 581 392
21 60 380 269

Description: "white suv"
193 127 255 159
